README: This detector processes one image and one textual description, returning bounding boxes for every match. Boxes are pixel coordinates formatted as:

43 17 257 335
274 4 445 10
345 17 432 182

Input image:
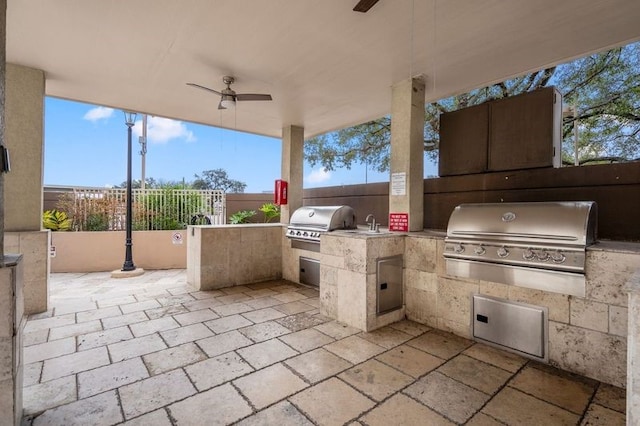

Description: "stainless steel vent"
444 201 597 297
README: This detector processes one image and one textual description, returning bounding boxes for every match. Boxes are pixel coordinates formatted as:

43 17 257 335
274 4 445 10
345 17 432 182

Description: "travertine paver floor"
22 270 626 425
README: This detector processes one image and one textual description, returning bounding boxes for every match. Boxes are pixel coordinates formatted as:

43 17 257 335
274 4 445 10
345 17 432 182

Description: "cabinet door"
489 87 557 171
439 103 489 176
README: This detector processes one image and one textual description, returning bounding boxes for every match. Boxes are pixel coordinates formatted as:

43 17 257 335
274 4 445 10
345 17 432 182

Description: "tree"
192 168 247 193
306 42 640 172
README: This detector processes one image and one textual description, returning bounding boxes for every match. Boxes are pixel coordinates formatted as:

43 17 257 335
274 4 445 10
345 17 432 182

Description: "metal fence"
60 188 225 231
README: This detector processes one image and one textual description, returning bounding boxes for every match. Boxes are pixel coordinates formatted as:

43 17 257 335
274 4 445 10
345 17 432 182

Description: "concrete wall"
4 231 49 314
50 230 187 272
403 233 639 388
187 224 282 290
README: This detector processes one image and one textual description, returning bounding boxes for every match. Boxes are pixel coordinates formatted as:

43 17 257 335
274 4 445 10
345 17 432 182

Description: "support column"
280 125 304 224
627 270 640 425
389 76 426 231
4 63 49 314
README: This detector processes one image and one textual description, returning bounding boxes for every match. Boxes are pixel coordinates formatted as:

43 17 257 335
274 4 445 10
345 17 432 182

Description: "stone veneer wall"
319 233 406 331
404 233 639 388
4 231 49 315
187 224 282 290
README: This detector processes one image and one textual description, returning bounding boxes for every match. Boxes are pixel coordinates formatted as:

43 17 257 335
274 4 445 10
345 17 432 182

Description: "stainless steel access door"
377 255 403 314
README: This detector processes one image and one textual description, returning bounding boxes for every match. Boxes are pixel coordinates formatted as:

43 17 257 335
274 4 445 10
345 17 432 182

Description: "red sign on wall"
389 213 409 232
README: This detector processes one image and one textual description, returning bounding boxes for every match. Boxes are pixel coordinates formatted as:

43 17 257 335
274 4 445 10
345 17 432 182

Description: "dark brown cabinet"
439 87 562 176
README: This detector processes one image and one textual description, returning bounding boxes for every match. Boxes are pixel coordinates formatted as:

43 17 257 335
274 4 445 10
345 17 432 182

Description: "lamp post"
122 111 137 271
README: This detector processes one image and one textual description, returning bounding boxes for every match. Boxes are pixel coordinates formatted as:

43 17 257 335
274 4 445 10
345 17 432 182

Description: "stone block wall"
404 234 639 388
4 231 49 314
187 224 282 290
319 232 405 331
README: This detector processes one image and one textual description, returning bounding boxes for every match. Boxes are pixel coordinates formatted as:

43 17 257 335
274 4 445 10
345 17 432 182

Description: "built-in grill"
286 205 357 243
444 201 597 297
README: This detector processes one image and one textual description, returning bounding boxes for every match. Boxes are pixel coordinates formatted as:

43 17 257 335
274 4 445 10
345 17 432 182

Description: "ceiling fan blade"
186 82 223 96
235 93 273 101
353 0 379 13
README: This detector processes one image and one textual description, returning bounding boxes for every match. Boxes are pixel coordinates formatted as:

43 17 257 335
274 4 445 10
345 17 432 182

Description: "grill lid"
446 201 597 247
287 205 357 242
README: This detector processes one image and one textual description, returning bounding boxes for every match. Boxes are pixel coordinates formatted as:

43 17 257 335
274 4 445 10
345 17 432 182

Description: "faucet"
365 214 377 231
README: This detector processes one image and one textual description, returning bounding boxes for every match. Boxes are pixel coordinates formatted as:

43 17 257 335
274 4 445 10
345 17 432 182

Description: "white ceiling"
6 0 640 139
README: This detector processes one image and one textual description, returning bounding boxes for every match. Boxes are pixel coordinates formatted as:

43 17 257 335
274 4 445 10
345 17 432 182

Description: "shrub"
229 210 256 224
259 203 280 223
43 210 71 231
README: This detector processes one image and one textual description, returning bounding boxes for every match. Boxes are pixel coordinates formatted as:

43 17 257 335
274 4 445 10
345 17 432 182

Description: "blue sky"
44 97 437 192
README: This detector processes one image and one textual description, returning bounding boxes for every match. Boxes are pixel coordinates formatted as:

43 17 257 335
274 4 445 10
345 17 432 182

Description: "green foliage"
42 210 71 231
306 41 640 172
229 210 256 224
85 213 109 231
258 203 280 223
135 189 204 230
192 168 247 193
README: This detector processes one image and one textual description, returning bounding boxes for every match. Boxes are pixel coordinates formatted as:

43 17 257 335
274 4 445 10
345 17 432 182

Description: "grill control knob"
537 250 550 261
551 251 566 263
454 244 465 254
474 245 486 255
523 248 536 260
497 246 509 258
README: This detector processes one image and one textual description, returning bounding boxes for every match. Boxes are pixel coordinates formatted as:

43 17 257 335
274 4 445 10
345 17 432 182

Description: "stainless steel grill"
444 201 597 297
286 205 357 243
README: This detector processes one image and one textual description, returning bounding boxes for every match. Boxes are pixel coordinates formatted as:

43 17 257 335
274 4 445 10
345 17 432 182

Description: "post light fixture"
121 110 137 272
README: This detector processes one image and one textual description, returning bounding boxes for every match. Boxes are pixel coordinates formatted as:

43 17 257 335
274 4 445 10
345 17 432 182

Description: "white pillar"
389 76 426 232
280 125 304 224
627 270 640 425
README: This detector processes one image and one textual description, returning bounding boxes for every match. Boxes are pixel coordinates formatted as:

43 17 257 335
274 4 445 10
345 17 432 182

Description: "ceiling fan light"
220 95 235 109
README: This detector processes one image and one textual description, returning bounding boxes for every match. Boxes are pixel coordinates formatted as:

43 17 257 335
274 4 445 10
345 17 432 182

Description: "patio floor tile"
159 322 213 346
184 352 254 391
509 364 597 414
284 348 353 384
77 357 149 398
204 314 253 334
239 320 291 342
120 409 172 426
375 344 443 378
41 346 110 382
108 333 167 362
23 271 627 425
241 307 287 323
143 342 207 376
277 328 334 353
77 326 133 351
172 308 219 326
23 337 76 364
324 335 386 364
32 390 122 426
235 400 313 426
101 311 148 329
195 330 254 357
23 375 76 416
129 316 180 337
119 369 196 419
339 359 413 401
406 329 473 360
437 354 512 395
167 383 252 426
359 393 454 426
234 363 308 409
481 386 580 425
236 338 298 369
462 343 528 373
289 377 375 425
52 300 97 316
404 371 490 424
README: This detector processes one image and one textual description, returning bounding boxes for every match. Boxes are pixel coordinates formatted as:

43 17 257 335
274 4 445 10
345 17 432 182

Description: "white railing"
63 188 225 231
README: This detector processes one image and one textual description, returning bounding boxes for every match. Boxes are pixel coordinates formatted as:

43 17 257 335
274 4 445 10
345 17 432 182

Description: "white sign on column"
391 172 407 196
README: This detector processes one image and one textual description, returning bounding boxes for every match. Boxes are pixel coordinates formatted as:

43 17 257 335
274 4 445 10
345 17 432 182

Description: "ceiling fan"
186 76 273 109
353 0 379 13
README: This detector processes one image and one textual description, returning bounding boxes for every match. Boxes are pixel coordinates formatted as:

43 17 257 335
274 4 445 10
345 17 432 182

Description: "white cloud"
83 106 114 122
305 168 332 184
133 116 195 144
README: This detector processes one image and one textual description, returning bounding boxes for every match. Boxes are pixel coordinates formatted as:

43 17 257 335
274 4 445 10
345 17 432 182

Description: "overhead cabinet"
439 87 562 176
